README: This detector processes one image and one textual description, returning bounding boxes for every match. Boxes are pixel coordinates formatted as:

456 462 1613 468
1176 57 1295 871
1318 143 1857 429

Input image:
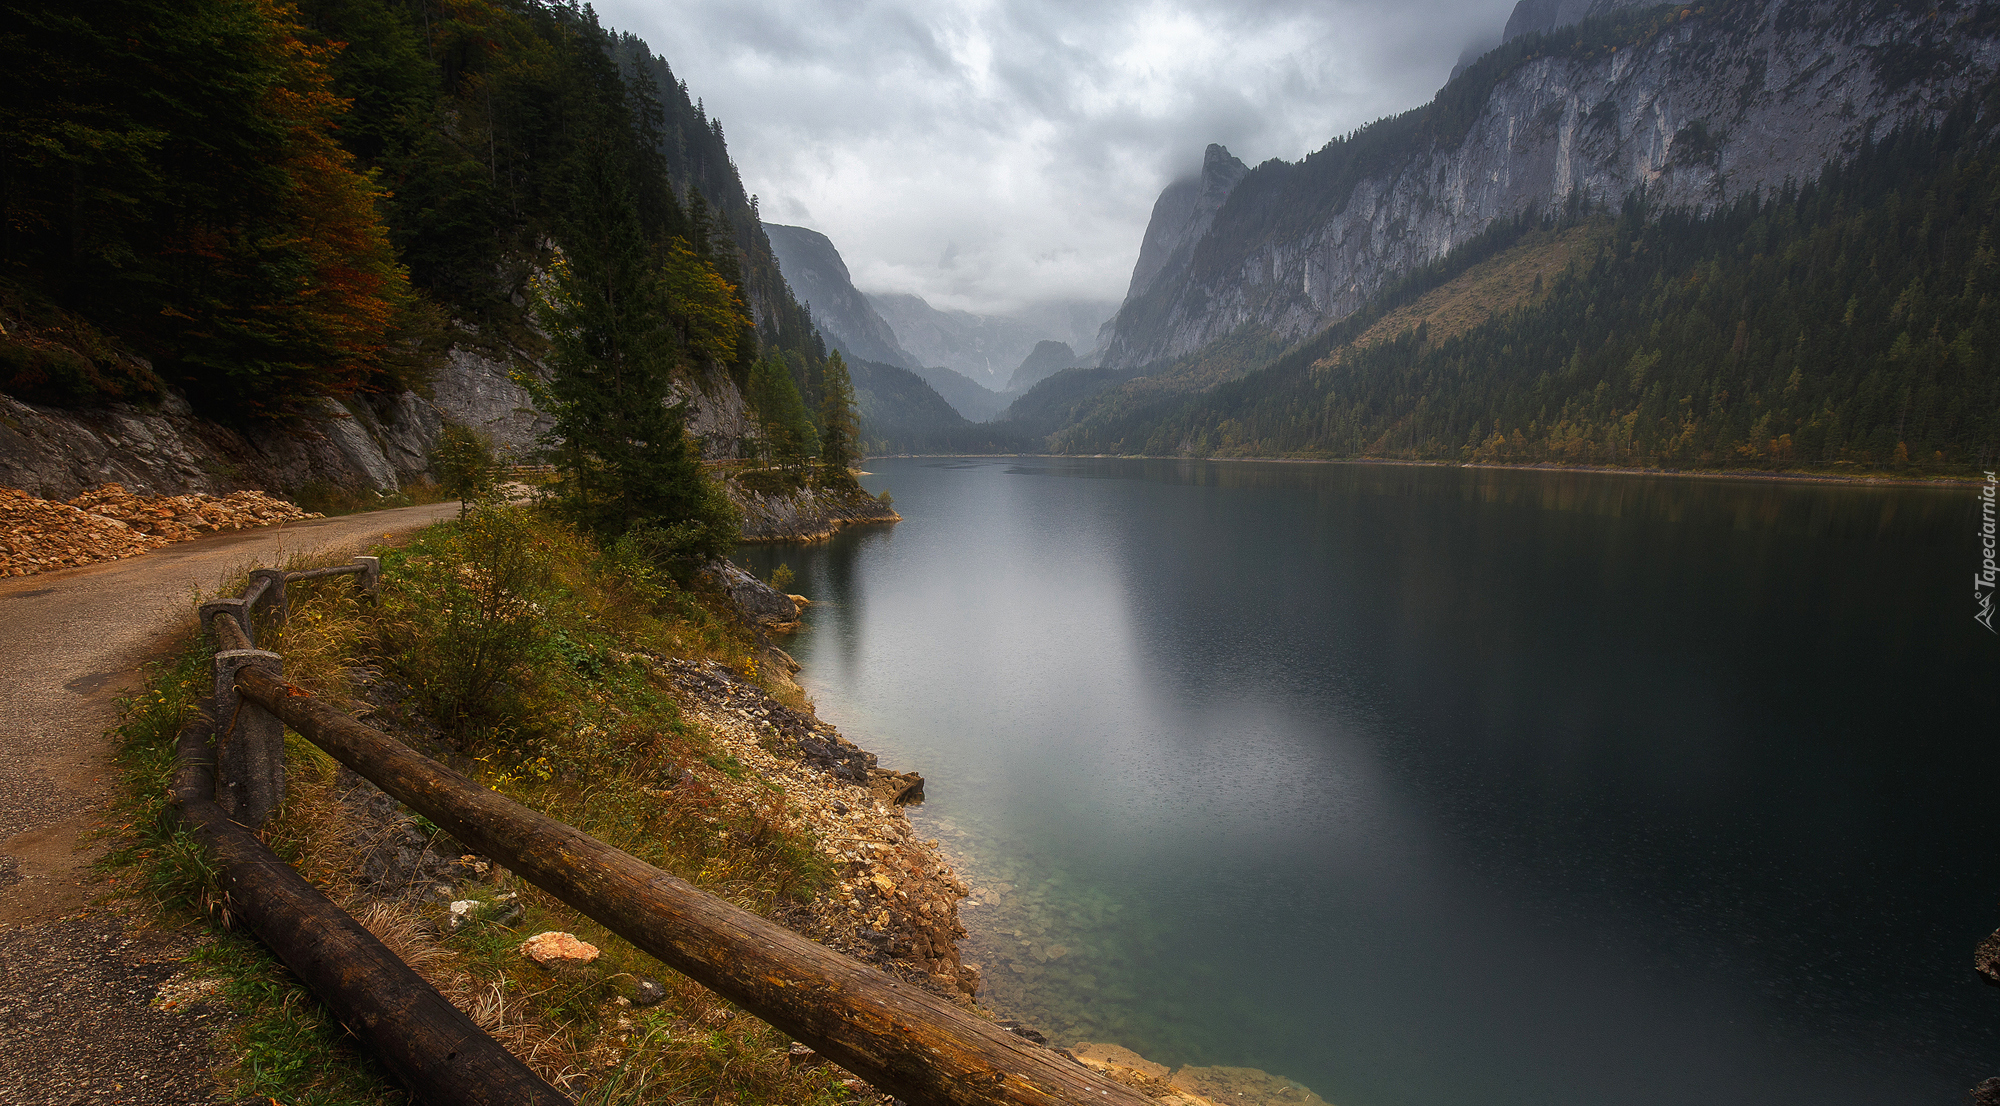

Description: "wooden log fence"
180 551 1150 1106
170 711 569 1106
235 665 1154 1106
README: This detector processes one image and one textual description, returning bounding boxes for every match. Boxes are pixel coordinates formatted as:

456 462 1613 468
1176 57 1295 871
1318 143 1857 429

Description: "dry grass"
1316 219 1611 368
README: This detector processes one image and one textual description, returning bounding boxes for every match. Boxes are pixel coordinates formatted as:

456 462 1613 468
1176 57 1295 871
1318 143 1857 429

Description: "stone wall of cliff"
0 336 759 501
1101 0 2000 370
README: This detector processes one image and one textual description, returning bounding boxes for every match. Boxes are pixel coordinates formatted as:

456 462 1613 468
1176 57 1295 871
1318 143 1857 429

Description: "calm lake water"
737 457 2000 1106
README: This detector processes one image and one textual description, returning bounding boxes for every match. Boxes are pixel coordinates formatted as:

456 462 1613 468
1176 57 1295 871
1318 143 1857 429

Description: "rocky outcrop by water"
1069 1044 1331 1106
727 477 901 542
1101 0 2000 369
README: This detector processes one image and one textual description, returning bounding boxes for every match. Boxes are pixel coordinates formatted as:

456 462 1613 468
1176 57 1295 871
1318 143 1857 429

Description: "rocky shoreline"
701 570 1336 1106
724 477 901 542
657 654 980 999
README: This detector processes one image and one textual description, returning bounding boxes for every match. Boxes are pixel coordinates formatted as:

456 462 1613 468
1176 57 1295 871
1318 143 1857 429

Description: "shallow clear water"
737 457 2000 1106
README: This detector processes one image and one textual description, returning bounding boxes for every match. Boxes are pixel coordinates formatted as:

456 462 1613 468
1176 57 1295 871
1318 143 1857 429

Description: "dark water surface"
738 458 2000 1106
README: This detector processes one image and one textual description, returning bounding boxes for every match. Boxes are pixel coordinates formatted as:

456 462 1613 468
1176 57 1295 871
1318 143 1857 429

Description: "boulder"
700 560 800 626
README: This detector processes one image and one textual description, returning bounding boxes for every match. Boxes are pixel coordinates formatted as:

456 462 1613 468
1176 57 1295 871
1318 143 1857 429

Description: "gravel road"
0 501 458 1103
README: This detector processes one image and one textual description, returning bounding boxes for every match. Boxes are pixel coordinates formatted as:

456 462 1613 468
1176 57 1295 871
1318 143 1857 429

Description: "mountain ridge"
1099 0 2000 372
762 223 923 371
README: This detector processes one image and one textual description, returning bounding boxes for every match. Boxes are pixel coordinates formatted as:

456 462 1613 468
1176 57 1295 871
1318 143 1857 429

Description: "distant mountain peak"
1121 145 1248 306
1008 341 1079 393
762 223 920 372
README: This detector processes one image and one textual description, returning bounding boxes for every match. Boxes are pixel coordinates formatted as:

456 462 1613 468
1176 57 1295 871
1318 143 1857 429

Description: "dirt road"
0 501 457 1104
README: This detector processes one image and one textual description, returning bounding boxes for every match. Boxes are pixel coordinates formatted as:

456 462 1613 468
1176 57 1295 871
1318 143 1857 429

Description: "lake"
736 457 2000 1106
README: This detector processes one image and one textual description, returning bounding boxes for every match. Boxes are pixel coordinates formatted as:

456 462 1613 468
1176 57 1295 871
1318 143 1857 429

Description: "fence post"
199 598 253 649
213 649 284 827
352 556 381 599
249 567 289 627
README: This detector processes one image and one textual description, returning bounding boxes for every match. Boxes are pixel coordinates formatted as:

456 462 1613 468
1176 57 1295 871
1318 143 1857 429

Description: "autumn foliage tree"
0 0 419 414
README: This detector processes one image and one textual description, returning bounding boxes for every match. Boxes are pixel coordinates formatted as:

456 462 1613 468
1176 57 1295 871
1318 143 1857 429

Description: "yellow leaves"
659 238 749 366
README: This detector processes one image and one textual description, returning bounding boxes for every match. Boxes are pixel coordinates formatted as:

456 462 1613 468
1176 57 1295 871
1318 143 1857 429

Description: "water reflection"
737 459 2000 1106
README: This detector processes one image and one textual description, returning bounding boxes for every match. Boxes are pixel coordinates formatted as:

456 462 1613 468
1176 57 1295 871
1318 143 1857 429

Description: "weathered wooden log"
169 711 571 1106
200 598 253 649
248 567 289 626
211 647 283 826
236 667 1153 1106
209 609 251 653
285 563 368 582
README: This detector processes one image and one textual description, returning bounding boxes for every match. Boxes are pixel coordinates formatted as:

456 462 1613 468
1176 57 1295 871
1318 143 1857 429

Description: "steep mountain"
919 366 1011 423
1099 0 2000 371
1007 341 1082 392
846 358 1034 453
1501 0 1654 43
761 224 922 370
1120 144 1251 306
1053 81 2000 472
868 293 1114 389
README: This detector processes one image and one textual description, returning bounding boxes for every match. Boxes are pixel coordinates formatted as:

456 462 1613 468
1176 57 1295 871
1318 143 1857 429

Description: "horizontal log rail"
169 712 570 1106
209 609 251 652
285 563 364 582
236 665 1155 1106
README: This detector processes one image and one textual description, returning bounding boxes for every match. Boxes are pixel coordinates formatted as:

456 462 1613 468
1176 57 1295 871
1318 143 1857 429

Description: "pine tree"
747 353 818 474
530 133 733 555
818 350 861 483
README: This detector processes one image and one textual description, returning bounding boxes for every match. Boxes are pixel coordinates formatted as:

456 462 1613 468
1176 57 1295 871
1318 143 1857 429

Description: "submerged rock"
1070 1042 1332 1106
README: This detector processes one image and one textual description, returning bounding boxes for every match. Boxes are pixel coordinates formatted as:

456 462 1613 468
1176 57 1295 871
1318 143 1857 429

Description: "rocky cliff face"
1101 0 2000 370
1119 144 1250 304
1501 0 1653 43
0 388 440 501
762 224 921 371
0 335 759 500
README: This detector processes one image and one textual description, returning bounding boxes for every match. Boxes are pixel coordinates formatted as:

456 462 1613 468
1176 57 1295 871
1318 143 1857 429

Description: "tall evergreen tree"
531 135 731 554
818 350 860 481
747 353 818 473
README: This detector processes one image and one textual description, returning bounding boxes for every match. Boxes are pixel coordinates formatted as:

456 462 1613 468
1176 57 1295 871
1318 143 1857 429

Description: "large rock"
727 478 902 543
701 561 800 626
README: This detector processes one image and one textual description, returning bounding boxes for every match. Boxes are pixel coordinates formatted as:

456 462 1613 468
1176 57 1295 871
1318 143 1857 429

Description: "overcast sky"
589 0 1517 317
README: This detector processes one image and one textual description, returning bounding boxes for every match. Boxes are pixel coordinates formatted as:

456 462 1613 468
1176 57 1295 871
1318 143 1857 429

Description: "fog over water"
741 458 2000 1106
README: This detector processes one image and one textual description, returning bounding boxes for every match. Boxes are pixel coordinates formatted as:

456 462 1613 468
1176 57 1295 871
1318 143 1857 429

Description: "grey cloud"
596 0 1519 313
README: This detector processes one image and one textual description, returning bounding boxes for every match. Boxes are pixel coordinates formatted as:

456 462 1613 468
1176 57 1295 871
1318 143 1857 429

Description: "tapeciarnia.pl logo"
1979 470 1998 633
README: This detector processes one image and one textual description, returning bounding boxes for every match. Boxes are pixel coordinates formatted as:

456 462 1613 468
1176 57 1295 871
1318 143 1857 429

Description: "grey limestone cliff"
762 224 922 371
1121 144 1250 304
0 332 758 500
1100 0 2000 370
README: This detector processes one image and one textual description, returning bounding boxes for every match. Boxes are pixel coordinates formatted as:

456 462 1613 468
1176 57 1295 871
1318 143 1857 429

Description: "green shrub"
377 507 558 741
428 424 500 518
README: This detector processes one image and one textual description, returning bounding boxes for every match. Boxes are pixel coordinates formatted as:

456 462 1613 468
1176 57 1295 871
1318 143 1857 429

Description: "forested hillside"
1053 79 2000 474
1 0 855 456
